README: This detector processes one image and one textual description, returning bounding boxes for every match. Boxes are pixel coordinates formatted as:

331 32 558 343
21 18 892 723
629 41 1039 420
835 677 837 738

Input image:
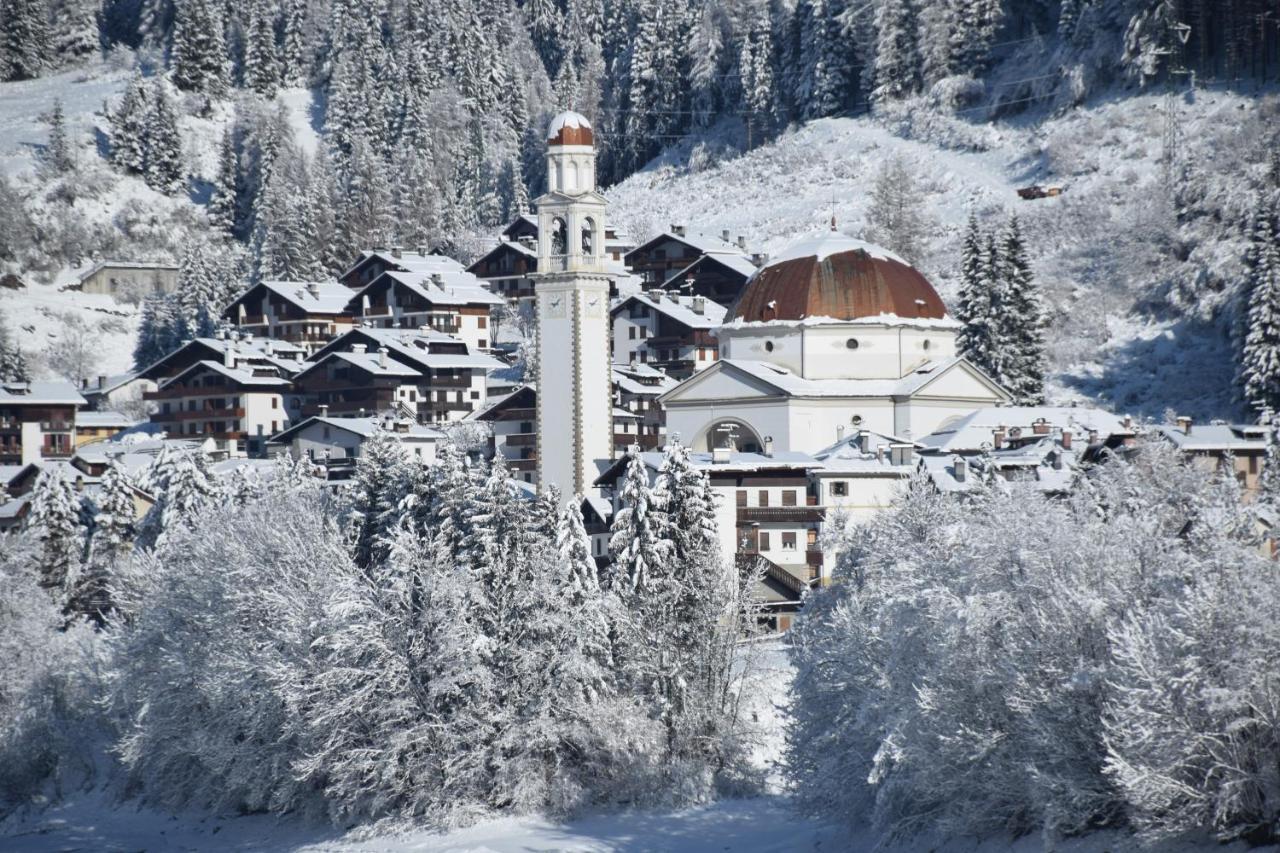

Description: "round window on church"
846 338 860 350
764 341 774 352
851 414 863 426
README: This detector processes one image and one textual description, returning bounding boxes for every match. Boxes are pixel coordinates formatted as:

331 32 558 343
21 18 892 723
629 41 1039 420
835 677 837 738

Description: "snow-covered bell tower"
533 111 612 496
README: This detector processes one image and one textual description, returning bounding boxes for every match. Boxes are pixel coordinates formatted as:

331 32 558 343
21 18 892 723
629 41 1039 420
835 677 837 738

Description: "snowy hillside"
608 88 1276 419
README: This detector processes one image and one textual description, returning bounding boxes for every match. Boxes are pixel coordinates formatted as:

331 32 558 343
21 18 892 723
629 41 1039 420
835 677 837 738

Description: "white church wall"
787 399 897 453
800 325 957 380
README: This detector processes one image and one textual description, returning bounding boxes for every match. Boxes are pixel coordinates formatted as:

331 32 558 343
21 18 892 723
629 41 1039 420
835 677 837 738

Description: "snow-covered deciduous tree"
864 154 927 265
788 443 1280 843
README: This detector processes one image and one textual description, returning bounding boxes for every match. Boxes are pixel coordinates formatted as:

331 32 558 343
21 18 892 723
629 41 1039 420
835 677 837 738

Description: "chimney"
319 404 329 418
377 347 388 368
876 446 887 464
391 246 403 259
1088 429 1100 445
992 426 1006 450
431 273 446 290
416 245 428 256
1052 450 1064 470
1176 415 1192 435
80 378 88 389
306 282 320 299
737 235 746 250
224 346 236 369
954 456 967 482
352 343 368 355
712 445 731 464
836 424 845 442
1032 418 1050 435
691 296 706 315
1122 414 1133 430
763 436 774 457
890 443 914 466
97 375 106 390
671 224 686 237
1061 429 1072 450
721 229 731 243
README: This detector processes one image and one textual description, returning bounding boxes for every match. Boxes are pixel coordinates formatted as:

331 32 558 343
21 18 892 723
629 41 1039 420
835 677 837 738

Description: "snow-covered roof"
342 250 465 281
674 357 975 401
270 415 443 444
547 111 592 139
77 259 177 282
612 366 677 396
718 313 962 332
242 280 354 314
664 251 760 285
613 291 727 329
918 406 1133 453
628 229 751 261
768 231 906 267
594 450 822 485
1153 423 1268 452
82 371 148 396
321 351 424 378
917 445 1078 494
808 430 920 475
0 380 87 406
161 360 293 390
359 269 504 308
76 411 139 428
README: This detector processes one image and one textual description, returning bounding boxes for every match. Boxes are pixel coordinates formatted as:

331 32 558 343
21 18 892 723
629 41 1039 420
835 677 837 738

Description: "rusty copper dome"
547 111 593 147
728 232 948 323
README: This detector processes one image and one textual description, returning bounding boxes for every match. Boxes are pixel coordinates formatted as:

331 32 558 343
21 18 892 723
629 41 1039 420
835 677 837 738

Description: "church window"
846 338 860 349
551 217 567 255
582 217 597 255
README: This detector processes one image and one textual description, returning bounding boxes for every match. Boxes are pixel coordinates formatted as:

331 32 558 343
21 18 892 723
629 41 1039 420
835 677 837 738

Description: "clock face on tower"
586 295 603 318
546 294 566 318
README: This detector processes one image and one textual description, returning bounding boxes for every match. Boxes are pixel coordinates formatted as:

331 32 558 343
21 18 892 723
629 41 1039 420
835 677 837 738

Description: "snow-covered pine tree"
244 0 281 98
998 214 1046 405
280 0 310 86
980 229 1011 386
71 458 136 625
739 6 780 141
346 425 412 569
132 293 166 369
947 0 1002 78
143 81 185 194
44 98 74 174
254 148 324 282
0 0 52 81
209 127 238 235
608 449 669 597
25 466 84 595
872 0 920 105
1241 199 1280 413
48 0 98 64
554 497 614 700
522 0 563 74
169 0 229 102
955 211 994 372
110 72 150 175
686 2 723 129
0 312 31 381
1259 426 1280 513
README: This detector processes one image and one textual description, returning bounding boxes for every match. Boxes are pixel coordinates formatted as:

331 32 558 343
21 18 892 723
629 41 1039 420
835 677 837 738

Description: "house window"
271 398 278 409
782 532 796 550
271 421 278 433
782 490 797 506
629 327 637 340
471 390 480 399
758 490 769 507
807 529 818 547
639 327 648 338
832 481 848 497
759 532 771 550
736 490 747 507
478 316 487 329
323 426 330 439
478 339 487 349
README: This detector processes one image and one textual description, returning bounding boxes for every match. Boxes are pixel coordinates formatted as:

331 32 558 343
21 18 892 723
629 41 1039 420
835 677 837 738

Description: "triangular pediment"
659 361 786 405
910 358 1012 402
533 190 608 206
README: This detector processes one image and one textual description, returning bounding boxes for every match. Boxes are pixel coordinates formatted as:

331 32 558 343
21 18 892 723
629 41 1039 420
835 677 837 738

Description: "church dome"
728 231 948 324
547 111 593 147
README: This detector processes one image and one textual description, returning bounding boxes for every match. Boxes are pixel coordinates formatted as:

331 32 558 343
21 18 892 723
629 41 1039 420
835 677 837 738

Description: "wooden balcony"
508 458 537 472
365 305 393 317
156 406 245 422
736 506 825 524
504 432 536 447
239 314 268 326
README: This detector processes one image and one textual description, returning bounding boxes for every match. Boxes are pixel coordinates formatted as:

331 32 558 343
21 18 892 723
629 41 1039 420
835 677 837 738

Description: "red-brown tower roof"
547 111 594 147
728 232 948 323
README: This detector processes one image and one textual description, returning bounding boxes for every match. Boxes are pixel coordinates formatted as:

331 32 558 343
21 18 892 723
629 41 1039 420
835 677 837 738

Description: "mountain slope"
607 88 1277 419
